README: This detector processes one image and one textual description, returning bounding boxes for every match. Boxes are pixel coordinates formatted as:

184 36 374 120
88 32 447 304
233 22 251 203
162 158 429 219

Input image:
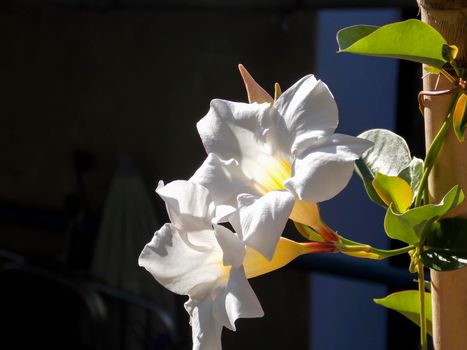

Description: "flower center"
251 156 292 194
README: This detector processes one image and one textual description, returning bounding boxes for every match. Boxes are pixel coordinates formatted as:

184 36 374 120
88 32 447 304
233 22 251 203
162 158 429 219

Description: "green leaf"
425 218 467 250
355 158 387 208
453 93 467 142
337 19 448 68
421 249 467 271
421 218 467 271
374 290 432 335
398 157 424 201
336 25 378 49
357 129 412 176
355 129 413 208
384 185 464 244
372 173 413 212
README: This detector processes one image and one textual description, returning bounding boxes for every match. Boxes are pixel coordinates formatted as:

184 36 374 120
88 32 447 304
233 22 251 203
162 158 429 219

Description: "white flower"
139 180 262 350
191 73 372 259
139 180 327 349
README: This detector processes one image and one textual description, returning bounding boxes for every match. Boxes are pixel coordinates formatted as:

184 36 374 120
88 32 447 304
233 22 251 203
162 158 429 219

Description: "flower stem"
370 245 416 258
449 60 461 80
414 121 448 207
339 236 415 259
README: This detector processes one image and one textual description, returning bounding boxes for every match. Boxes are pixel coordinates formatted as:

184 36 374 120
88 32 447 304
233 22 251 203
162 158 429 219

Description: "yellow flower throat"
253 157 292 194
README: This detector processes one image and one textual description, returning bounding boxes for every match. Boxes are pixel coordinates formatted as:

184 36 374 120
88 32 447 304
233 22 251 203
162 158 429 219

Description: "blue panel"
311 9 401 350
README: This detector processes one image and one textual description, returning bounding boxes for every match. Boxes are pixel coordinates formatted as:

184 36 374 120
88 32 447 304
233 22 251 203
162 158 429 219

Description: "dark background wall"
1 5 317 211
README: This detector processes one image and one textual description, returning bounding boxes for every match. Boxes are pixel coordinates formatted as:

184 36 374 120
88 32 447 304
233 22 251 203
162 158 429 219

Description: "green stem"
417 246 428 350
415 90 461 207
339 236 415 259
440 69 456 84
370 245 415 258
415 120 449 207
416 164 436 207
450 60 461 80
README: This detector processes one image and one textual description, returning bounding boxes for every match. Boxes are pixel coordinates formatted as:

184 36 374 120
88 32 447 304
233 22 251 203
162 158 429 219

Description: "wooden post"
417 1 467 349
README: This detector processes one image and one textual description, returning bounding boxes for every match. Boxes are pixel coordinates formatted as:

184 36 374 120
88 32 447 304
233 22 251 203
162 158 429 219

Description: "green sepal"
421 218 467 271
337 19 448 68
374 290 432 335
384 186 464 245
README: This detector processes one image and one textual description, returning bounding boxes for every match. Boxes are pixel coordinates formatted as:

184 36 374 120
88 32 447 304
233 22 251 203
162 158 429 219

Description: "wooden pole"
417 1 467 349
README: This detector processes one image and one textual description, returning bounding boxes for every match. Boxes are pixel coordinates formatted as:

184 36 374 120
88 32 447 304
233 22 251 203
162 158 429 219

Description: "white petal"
213 224 245 268
235 190 295 260
213 204 236 224
284 134 372 203
156 180 214 231
224 267 264 328
228 209 243 240
185 297 223 350
190 153 253 206
289 129 331 157
274 75 338 153
197 99 286 180
138 223 225 297
213 267 264 331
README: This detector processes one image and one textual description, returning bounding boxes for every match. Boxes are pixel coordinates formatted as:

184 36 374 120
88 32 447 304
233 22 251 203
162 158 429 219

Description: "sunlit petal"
156 180 215 231
185 297 223 350
197 99 278 167
213 266 264 331
274 75 338 152
236 190 295 260
190 153 253 206
285 134 372 203
138 223 224 297
214 224 245 268
213 204 237 224
197 99 292 181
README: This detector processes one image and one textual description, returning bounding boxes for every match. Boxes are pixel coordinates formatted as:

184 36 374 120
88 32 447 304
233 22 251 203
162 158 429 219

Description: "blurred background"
1 0 427 349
